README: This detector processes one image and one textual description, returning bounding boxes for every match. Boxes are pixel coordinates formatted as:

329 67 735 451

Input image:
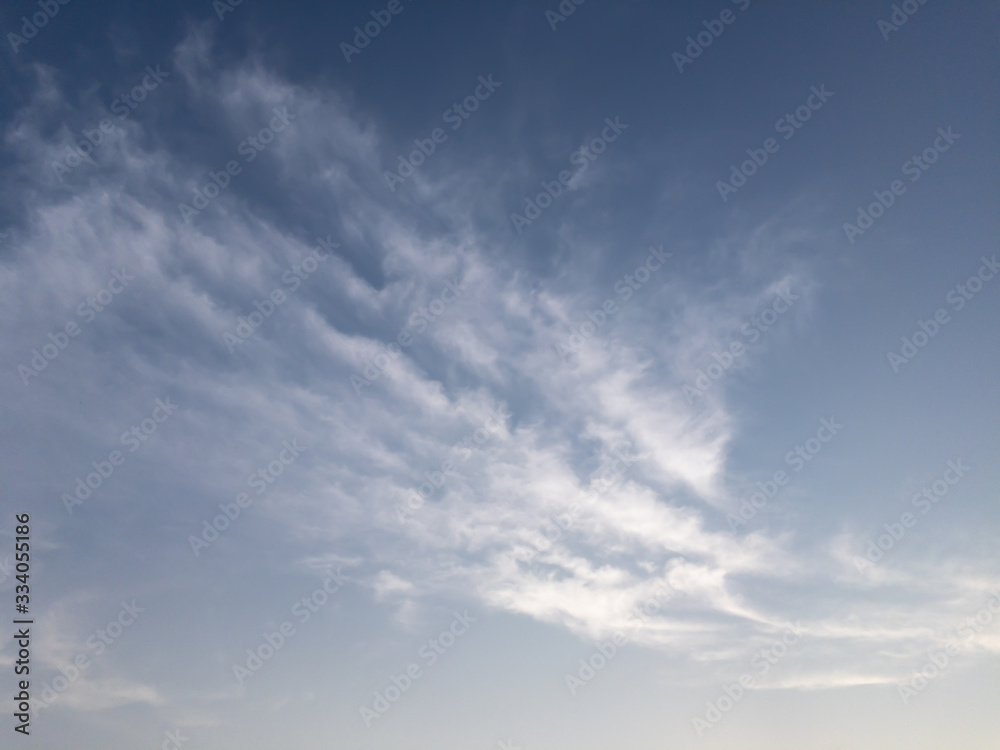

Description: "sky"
0 1 998 748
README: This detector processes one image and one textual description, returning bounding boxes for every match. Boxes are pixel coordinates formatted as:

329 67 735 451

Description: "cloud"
3 28 998 714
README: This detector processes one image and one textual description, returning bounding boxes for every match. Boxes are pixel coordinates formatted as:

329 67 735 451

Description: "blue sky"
1 1 999 748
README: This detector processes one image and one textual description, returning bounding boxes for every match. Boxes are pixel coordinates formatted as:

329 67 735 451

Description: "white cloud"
3 29 998 712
